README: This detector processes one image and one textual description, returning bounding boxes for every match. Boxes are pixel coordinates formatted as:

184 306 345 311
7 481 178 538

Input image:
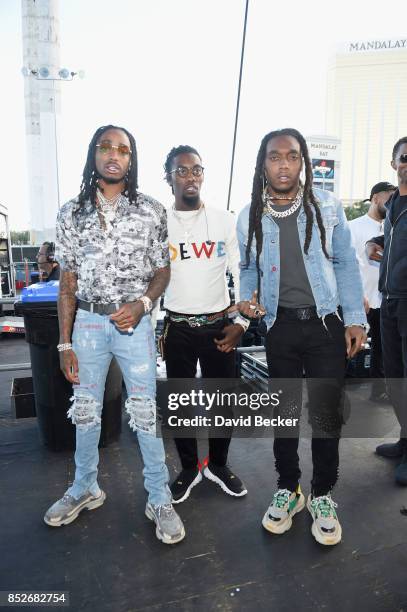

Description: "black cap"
370 181 396 201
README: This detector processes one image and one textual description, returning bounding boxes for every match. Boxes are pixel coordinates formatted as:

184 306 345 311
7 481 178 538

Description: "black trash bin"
15 281 122 451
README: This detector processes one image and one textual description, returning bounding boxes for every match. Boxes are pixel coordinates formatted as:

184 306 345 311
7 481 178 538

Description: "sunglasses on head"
96 141 132 157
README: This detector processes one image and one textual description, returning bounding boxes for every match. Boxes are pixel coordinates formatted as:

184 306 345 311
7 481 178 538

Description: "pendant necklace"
96 188 122 229
172 203 204 246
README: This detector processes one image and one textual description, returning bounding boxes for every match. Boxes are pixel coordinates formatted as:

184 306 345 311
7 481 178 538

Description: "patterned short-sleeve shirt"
55 192 169 303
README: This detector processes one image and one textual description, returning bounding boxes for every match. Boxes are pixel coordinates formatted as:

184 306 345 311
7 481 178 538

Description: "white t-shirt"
349 213 384 309
164 205 240 314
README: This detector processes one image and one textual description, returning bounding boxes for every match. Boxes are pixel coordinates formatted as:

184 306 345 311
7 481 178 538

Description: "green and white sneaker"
307 494 342 545
262 486 305 534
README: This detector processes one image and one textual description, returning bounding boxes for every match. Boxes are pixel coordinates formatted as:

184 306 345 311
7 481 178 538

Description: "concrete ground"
1 334 406 612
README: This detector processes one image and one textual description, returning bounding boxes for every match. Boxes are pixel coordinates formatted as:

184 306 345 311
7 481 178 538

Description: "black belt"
277 305 318 321
77 299 124 315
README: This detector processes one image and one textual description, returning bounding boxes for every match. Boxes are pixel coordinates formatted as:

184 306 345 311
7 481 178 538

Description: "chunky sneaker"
170 468 202 504
376 439 404 459
203 462 247 497
44 490 106 527
262 486 305 534
145 502 185 544
307 494 342 545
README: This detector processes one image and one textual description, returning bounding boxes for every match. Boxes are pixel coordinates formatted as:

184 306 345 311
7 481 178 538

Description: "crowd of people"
41 124 407 548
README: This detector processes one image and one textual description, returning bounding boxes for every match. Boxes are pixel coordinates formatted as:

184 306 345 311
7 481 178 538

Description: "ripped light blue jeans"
67 308 171 506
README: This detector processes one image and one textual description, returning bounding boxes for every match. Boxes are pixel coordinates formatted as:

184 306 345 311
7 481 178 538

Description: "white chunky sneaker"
307 494 342 545
262 486 305 534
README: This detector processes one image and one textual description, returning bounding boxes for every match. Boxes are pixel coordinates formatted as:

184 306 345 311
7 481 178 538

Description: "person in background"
366 137 407 485
36 241 60 282
349 182 396 401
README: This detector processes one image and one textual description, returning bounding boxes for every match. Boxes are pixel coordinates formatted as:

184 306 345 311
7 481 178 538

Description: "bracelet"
237 311 251 321
234 315 250 332
139 295 153 313
57 343 72 352
346 323 370 333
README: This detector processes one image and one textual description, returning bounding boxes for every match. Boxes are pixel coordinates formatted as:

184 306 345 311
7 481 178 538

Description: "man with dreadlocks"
162 144 248 503
237 128 367 545
44 125 185 545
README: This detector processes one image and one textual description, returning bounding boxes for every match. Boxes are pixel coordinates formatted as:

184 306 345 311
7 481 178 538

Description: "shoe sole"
171 471 203 504
306 496 342 546
203 467 248 497
262 493 305 534
145 507 185 544
44 491 106 527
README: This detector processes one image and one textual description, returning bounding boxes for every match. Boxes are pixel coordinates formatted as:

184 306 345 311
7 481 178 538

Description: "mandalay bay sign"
348 39 407 52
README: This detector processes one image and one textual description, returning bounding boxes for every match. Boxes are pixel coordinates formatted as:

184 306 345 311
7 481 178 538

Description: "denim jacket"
237 188 367 330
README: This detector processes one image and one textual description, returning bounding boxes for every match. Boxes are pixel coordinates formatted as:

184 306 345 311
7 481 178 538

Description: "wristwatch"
139 295 153 313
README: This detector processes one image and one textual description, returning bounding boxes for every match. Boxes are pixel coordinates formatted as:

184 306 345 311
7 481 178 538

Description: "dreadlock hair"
246 128 330 302
392 136 407 161
163 145 201 193
78 124 139 208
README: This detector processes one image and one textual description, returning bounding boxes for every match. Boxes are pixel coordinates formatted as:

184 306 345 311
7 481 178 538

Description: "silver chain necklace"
263 188 303 218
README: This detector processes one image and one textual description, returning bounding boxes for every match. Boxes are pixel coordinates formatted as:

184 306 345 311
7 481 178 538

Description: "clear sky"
0 0 404 229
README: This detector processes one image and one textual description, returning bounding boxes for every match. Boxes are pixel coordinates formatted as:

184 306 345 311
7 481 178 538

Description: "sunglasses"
96 142 132 157
399 153 407 164
169 165 204 178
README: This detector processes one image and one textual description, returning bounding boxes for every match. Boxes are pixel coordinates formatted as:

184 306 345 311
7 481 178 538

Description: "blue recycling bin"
30 271 40 285
16 282 122 451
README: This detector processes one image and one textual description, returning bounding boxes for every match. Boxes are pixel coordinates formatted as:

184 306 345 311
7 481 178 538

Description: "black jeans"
380 299 407 438
265 312 346 497
367 307 386 396
165 318 235 469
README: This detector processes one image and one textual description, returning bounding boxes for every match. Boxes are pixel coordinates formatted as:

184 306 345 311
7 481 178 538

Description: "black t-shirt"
47 265 60 282
269 203 315 308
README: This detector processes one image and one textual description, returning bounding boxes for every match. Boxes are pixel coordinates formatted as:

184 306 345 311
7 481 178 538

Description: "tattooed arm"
145 265 170 302
146 202 170 301
58 270 78 343
58 269 80 384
